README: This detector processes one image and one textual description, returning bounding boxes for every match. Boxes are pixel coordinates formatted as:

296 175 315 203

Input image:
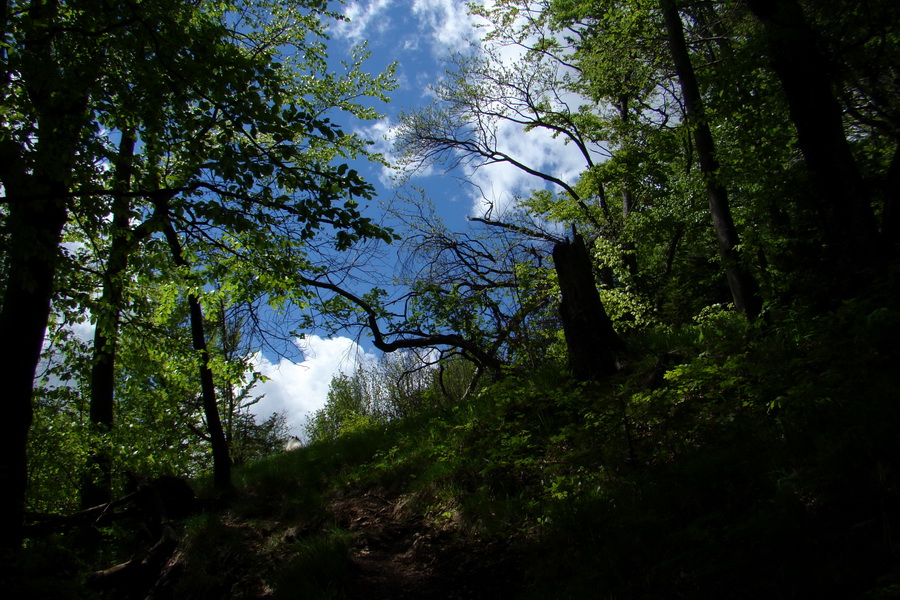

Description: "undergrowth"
224 295 900 599
18 295 895 599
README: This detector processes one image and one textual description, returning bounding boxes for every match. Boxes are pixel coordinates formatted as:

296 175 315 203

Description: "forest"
2 0 899 598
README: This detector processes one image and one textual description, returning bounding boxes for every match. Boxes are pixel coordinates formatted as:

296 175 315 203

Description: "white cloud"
333 0 396 43
69 318 96 344
339 1 604 218
355 117 405 185
248 335 376 435
333 0 487 56
466 118 594 216
411 0 485 55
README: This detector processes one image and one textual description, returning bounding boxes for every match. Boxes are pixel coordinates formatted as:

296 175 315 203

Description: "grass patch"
271 529 355 600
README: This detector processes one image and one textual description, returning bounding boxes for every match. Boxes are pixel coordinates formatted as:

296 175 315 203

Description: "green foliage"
2 535 96 600
26 396 91 515
229 411 291 467
307 372 386 443
12 2 900 598
13 0 398 517
306 351 479 444
45 283 887 598
271 529 355 600
269 287 899 598
171 514 260 600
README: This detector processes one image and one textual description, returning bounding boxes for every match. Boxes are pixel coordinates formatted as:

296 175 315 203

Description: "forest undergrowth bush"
283 293 900 598
17 297 894 599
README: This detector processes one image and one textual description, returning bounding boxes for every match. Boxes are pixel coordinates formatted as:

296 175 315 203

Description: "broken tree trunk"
552 233 624 381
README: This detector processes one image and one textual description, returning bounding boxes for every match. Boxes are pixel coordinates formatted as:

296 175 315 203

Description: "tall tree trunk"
659 0 763 318
81 131 137 509
746 0 881 275
552 233 624 381
881 145 900 253
0 195 68 549
617 97 640 281
161 218 232 492
0 0 95 547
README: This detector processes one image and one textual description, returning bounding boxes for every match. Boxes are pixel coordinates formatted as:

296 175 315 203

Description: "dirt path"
146 488 528 599
328 490 526 600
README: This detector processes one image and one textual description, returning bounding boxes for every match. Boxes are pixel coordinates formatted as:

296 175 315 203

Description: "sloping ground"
330 490 526 600
146 486 527 600
23 299 899 600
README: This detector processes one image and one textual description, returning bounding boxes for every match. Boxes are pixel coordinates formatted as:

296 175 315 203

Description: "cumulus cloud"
333 0 487 56
411 0 485 55
332 0 396 43
248 335 376 435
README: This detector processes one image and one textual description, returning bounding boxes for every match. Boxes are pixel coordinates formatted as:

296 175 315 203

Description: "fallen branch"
84 476 195 596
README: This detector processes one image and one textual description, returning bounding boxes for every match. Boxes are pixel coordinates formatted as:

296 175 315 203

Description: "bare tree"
393 48 626 380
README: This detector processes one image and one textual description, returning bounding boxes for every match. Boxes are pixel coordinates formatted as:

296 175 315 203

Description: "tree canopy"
0 0 395 548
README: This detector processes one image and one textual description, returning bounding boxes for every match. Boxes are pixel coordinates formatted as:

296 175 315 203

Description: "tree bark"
0 0 96 548
881 145 900 252
161 217 232 492
746 0 881 275
0 195 68 550
187 295 233 491
659 0 763 318
552 233 623 381
82 130 138 509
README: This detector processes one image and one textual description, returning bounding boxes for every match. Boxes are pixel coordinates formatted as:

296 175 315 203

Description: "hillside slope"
8 296 900 599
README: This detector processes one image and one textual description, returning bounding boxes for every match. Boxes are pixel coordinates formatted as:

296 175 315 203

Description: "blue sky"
36 1 591 438
249 0 490 431
248 0 593 433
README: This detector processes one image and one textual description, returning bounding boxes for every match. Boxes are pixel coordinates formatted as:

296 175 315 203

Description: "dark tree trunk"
617 98 640 281
552 233 624 382
882 145 900 253
161 218 232 492
746 0 881 274
659 0 763 319
0 0 96 545
186 295 233 491
0 196 68 550
82 131 137 509
663 225 684 282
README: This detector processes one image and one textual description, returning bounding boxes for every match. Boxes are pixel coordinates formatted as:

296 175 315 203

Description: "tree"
286 191 589 380
0 0 101 549
306 349 474 443
394 43 626 380
746 0 883 278
392 195 561 373
553 231 624 379
81 130 157 507
159 212 232 491
658 0 762 318
0 0 395 548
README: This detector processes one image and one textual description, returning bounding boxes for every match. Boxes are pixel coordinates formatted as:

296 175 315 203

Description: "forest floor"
326 488 527 600
148 484 532 600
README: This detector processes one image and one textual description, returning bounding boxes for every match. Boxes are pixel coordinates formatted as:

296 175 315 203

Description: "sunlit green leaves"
11 0 398 509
